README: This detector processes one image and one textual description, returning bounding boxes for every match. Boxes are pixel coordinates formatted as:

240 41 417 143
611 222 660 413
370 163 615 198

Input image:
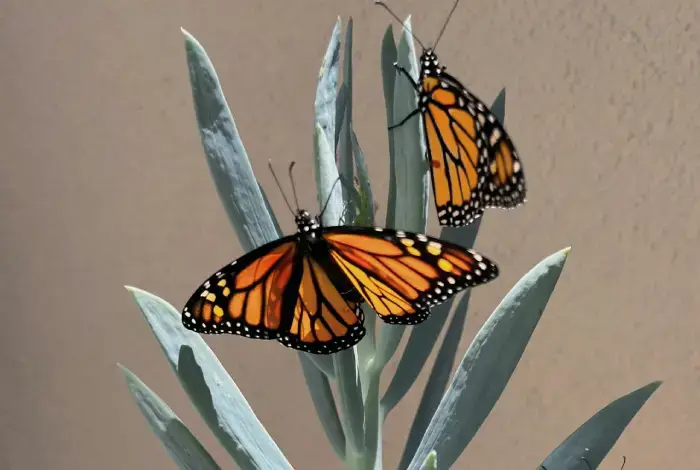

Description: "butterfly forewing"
183 236 297 339
322 226 499 325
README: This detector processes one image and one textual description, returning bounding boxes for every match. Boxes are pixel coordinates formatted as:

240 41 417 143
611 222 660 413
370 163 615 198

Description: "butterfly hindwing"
438 70 526 209
477 111 526 209
322 226 499 325
278 254 366 354
182 235 365 354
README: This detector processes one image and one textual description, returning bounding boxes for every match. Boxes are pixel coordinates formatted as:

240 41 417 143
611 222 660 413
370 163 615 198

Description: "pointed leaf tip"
540 380 662 469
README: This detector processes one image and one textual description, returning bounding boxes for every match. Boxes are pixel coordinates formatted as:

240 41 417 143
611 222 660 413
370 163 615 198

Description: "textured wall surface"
2 0 699 469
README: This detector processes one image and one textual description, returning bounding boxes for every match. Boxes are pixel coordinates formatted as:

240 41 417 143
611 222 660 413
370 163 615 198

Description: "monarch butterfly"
181 163 499 354
377 0 527 227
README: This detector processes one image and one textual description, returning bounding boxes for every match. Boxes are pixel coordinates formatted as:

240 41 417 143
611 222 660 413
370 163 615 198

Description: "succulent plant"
120 16 661 470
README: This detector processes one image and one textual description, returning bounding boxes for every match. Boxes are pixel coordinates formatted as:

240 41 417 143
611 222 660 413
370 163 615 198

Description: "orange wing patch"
324 228 499 325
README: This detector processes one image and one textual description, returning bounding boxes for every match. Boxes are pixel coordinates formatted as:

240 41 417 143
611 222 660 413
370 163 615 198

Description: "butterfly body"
182 209 499 354
395 48 527 227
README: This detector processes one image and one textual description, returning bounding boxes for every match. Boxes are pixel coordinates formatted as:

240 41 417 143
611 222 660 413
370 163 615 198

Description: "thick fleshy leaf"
362 365 383 470
381 219 482 415
312 119 363 454
390 15 428 234
120 365 222 470
298 354 346 459
333 349 365 454
351 129 374 226
126 287 293 470
382 88 505 414
315 17 341 151
539 381 662 469
380 25 397 228
337 112 355 225
352 130 378 408
407 247 571 469
182 28 277 254
378 16 428 368
352 129 377 384
398 291 473 470
335 84 348 151
314 123 345 226
338 18 355 220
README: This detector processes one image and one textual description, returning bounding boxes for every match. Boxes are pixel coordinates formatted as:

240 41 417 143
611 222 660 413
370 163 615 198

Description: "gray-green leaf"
119 365 222 470
338 18 355 217
314 123 345 226
182 28 277 253
126 286 293 470
390 15 428 234
397 290 473 470
380 25 398 229
379 86 504 414
315 17 341 151
298 354 346 460
407 247 571 469
539 381 661 469
378 15 429 370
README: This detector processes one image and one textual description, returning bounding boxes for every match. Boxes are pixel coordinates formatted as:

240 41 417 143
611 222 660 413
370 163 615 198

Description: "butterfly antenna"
319 177 343 220
288 161 301 212
374 1 427 50
620 456 627 470
268 160 295 216
433 0 461 50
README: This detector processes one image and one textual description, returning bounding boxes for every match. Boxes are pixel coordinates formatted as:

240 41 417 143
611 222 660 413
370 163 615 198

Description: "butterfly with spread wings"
182 205 499 354
377 0 527 227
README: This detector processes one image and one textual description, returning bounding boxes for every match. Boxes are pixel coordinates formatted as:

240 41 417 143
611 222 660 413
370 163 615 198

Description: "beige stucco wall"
2 0 698 468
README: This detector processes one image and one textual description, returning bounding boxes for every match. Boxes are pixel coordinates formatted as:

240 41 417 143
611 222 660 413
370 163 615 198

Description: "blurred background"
2 0 699 468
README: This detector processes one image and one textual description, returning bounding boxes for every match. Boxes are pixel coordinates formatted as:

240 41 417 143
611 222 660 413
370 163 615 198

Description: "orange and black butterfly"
377 0 527 227
182 165 499 354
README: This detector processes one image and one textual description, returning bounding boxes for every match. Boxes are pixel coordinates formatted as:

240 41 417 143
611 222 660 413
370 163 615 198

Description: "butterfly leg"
387 63 423 130
388 107 421 130
392 62 420 89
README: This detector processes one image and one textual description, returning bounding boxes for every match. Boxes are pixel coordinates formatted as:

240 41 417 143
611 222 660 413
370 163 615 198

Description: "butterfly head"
295 209 321 233
420 48 443 77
